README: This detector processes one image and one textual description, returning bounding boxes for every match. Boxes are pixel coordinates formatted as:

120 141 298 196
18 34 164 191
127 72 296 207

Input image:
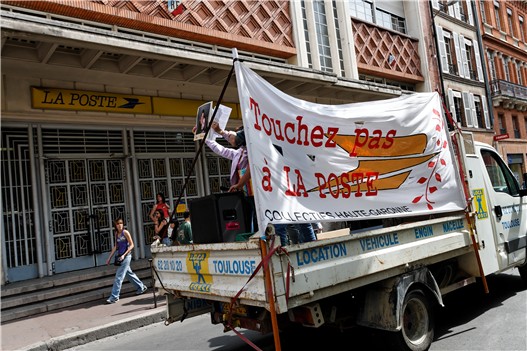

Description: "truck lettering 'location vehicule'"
151 58 527 351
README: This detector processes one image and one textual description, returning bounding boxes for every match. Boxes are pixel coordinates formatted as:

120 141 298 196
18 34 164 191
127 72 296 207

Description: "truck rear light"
226 221 240 230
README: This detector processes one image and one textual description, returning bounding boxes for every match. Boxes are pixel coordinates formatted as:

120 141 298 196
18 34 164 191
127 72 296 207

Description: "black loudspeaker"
190 192 249 244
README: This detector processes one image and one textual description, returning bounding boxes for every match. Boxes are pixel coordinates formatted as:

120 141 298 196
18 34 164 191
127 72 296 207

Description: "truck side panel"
152 240 268 305
276 215 472 312
155 215 473 315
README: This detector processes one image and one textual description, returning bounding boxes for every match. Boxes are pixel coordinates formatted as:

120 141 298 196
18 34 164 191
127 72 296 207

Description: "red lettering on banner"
314 172 379 198
349 129 396 157
262 164 273 192
250 97 338 148
284 167 308 197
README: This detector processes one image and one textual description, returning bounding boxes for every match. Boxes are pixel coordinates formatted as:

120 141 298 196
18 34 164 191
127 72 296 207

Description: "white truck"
151 63 526 351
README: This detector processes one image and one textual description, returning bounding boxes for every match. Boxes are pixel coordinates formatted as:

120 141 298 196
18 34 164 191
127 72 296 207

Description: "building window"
498 113 506 135
359 74 416 91
448 90 484 128
494 1 501 31
487 51 497 80
349 0 406 34
313 1 333 73
503 58 510 81
517 62 523 85
454 95 466 127
458 0 470 23
375 8 406 34
519 16 525 42
349 0 373 22
332 1 345 76
512 116 520 138
463 40 475 80
301 1 313 69
474 96 484 128
507 8 515 37
454 95 465 127
479 0 487 23
299 1 349 77
443 30 456 74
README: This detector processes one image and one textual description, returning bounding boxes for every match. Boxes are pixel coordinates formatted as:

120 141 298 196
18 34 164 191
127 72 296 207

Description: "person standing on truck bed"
204 121 257 232
176 210 193 244
105 218 147 304
275 222 317 246
286 222 322 244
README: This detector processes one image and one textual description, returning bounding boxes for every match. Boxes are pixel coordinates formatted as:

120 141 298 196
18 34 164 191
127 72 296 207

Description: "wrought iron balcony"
490 79 527 110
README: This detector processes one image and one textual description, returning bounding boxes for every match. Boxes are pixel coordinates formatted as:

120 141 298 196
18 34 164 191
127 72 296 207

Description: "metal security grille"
206 153 232 193
41 128 124 154
1 127 37 271
47 158 126 266
133 130 196 153
2 125 233 280
134 131 232 245
42 127 127 272
138 155 200 244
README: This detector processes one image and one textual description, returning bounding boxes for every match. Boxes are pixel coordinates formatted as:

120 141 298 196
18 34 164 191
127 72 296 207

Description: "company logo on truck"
188 252 212 292
472 189 489 219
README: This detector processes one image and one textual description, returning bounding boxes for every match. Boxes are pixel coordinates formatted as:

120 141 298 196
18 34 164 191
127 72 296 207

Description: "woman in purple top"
105 218 147 304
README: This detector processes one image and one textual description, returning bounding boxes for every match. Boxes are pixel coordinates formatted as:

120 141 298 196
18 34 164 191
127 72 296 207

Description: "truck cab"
455 132 527 278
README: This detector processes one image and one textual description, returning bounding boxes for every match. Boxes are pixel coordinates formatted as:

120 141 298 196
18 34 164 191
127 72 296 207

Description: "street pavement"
1 289 166 351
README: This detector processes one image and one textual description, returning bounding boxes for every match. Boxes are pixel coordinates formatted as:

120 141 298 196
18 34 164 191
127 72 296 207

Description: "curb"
22 309 166 351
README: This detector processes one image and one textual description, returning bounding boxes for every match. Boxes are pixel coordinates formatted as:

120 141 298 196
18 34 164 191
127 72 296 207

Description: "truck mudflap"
355 267 442 331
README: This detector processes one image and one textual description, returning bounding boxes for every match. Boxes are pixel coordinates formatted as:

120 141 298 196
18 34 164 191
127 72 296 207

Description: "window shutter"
473 39 484 82
448 89 458 124
436 26 449 74
453 32 465 78
481 95 491 129
454 2 461 20
469 93 477 127
466 0 474 25
462 92 472 127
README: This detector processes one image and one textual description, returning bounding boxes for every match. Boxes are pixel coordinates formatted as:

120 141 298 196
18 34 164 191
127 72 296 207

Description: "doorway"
47 158 128 273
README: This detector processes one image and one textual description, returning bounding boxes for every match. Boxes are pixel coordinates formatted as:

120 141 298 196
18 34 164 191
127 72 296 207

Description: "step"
2 268 151 309
2 278 154 323
1 260 151 297
2 269 152 323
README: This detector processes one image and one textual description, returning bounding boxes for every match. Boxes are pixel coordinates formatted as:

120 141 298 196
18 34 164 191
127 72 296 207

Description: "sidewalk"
1 289 166 351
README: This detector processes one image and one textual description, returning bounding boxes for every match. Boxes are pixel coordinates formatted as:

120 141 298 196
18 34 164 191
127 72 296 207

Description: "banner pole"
232 46 281 350
260 236 282 351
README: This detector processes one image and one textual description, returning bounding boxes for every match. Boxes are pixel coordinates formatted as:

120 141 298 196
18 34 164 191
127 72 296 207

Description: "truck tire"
390 289 434 351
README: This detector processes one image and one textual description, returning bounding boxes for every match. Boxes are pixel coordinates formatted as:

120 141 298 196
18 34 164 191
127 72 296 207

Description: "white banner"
234 62 467 232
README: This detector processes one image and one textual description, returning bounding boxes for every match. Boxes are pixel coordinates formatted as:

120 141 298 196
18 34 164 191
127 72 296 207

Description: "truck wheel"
391 289 434 351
